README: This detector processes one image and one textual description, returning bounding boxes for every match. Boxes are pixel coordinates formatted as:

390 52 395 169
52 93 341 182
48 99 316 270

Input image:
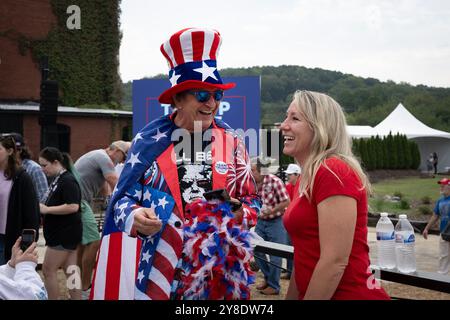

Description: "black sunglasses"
0 134 16 144
188 90 224 103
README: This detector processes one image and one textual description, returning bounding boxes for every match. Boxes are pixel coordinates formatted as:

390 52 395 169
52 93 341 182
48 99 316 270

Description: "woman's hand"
133 208 163 236
16 242 39 265
9 237 39 268
9 237 22 268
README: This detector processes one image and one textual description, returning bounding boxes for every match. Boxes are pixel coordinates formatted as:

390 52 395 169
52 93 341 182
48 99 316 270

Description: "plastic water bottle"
376 212 396 269
394 214 416 273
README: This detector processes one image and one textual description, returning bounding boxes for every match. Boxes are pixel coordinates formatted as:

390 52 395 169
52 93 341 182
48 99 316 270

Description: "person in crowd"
280 90 389 300
39 147 82 300
280 163 301 280
427 153 435 178
2 133 48 203
251 158 290 295
74 140 130 299
433 152 439 175
90 27 260 300
0 135 40 265
0 237 47 300
422 178 450 275
284 163 301 203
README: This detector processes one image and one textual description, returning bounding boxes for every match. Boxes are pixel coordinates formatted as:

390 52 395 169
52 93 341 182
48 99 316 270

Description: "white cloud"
119 0 450 87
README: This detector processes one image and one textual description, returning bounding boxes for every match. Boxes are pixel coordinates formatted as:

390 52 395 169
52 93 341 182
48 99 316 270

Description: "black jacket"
4 168 40 261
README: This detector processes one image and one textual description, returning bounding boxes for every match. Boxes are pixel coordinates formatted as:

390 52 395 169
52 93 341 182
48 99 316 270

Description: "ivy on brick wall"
31 0 122 107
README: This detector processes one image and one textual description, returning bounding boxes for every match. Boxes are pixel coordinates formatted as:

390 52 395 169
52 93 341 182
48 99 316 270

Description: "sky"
119 0 450 88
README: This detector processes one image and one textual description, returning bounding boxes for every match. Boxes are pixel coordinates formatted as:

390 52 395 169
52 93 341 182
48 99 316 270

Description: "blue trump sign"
132 76 261 147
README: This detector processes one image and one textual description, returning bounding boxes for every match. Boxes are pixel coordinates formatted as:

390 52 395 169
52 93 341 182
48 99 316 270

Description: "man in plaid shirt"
251 158 290 295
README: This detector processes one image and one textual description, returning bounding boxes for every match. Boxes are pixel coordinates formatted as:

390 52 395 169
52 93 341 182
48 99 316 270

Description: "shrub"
374 198 384 212
393 191 403 199
418 206 433 215
398 199 410 210
421 196 432 205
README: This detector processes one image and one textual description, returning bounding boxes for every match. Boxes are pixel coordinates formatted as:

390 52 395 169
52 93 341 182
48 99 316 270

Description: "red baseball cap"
438 178 450 185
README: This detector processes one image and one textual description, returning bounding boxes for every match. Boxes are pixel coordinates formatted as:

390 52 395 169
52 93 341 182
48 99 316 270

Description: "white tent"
374 103 450 140
347 126 378 139
348 103 450 173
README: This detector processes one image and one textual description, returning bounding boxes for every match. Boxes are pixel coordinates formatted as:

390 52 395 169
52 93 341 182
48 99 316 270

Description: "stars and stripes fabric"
161 27 221 69
90 114 260 300
91 116 177 300
161 28 222 86
158 28 235 104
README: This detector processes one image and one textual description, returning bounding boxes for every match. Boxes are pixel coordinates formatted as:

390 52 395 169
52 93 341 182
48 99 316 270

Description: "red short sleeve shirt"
283 157 389 300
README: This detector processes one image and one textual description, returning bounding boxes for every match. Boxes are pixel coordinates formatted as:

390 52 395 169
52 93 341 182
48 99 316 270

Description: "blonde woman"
280 90 389 300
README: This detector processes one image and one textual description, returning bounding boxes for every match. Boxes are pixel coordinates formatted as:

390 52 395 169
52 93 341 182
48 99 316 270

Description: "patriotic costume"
91 28 261 300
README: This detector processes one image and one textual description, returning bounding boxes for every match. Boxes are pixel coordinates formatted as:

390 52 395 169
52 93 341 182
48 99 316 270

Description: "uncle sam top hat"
158 27 236 104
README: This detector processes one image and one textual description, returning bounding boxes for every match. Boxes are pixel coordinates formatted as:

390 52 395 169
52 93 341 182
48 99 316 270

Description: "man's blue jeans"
285 232 293 276
254 217 285 292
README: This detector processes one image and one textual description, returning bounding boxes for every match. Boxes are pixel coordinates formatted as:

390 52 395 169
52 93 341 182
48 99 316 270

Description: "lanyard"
43 170 66 205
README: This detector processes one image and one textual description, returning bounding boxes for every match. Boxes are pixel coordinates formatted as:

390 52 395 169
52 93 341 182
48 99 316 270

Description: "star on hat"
158 28 235 104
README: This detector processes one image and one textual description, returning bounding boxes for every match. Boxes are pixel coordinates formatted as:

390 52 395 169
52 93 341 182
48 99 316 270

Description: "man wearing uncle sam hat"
90 28 261 300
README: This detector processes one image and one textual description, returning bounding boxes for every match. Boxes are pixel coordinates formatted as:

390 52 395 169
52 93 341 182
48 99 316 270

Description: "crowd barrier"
254 240 450 295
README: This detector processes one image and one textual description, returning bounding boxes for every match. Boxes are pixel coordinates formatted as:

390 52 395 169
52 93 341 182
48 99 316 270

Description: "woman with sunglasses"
0 135 40 265
91 28 261 300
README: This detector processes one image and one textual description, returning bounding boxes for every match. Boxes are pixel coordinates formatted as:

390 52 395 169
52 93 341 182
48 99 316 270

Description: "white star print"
152 129 167 142
137 270 145 283
115 210 126 223
143 189 152 202
193 61 218 82
118 202 128 212
133 132 143 144
169 71 181 86
133 189 142 199
158 196 169 210
127 152 142 168
142 251 152 263
150 201 157 210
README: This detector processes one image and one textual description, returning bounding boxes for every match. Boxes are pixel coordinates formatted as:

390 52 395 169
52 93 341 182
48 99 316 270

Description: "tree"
409 141 421 169
395 134 406 169
403 135 412 169
386 132 397 169
376 135 386 169
359 139 369 170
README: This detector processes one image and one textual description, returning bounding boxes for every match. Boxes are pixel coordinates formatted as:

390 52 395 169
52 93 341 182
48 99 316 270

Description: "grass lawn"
368 176 447 220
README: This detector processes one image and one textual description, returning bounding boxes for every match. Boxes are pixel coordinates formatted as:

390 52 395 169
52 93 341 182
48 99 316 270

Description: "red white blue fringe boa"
178 200 256 300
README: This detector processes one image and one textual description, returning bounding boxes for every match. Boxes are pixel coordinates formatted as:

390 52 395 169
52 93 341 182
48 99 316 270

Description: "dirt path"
37 227 449 300
250 227 450 300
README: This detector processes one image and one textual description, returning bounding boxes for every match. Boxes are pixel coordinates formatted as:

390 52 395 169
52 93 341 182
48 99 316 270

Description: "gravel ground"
250 227 450 300
37 227 450 300
250 271 450 300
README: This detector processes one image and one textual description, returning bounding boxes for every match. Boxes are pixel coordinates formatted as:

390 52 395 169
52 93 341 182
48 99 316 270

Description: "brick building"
0 1 132 159
0 0 56 101
0 103 132 161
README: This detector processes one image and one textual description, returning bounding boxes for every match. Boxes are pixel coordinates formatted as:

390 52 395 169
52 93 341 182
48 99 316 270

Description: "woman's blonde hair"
292 90 371 200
